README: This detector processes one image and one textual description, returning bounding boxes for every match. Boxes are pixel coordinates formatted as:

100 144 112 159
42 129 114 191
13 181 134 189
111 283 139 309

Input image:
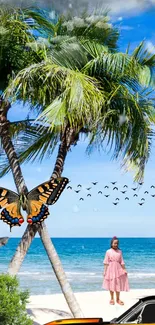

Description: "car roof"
139 295 155 302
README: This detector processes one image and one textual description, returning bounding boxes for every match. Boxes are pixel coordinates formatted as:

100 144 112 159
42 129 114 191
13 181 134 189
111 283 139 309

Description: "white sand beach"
27 289 155 325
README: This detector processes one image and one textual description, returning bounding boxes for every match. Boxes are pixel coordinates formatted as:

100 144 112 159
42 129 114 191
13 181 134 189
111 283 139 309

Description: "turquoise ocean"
0 237 155 295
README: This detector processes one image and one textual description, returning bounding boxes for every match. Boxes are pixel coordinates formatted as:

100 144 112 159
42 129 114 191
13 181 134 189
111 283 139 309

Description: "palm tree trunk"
7 131 69 274
38 224 83 317
39 127 83 317
5 120 83 317
7 224 39 274
0 100 28 193
0 99 39 272
52 127 77 179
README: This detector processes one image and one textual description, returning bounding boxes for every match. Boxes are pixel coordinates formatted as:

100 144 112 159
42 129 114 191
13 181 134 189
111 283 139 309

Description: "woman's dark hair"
110 236 120 249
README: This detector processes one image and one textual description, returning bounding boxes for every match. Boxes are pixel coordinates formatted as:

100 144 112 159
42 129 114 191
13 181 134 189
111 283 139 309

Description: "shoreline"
27 288 155 325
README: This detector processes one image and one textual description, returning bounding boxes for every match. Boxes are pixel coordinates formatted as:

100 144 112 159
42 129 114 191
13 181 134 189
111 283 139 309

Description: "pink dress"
103 248 129 292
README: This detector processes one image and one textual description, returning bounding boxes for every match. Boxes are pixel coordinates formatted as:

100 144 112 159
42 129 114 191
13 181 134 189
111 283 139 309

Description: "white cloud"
146 41 155 54
2 0 155 17
103 0 153 15
52 0 155 16
118 16 123 21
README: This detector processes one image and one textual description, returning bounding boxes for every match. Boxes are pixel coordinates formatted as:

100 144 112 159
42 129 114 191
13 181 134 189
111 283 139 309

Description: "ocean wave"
128 272 155 278
18 271 98 277
66 272 96 275
18 271 54 277
19 271 40 275
18 270 155 280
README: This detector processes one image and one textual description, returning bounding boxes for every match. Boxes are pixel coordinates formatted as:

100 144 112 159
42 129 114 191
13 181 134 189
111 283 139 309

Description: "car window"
138 303 155 323
123 309 141 322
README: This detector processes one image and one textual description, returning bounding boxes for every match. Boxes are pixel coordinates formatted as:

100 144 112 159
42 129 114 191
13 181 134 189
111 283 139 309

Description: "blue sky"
1 2 155 238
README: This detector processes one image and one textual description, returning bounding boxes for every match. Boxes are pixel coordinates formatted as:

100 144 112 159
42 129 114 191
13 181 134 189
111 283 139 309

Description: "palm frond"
9 119 35 137
60 11 119 51
23 8 57 34
17 125 60 164
0 121 61 177
131 41 155 87
48 41 88 70
81 39 109 59
86 88 155 181
0 6 44 91
37 70 105 130
5 60 105 129
83 51 140 80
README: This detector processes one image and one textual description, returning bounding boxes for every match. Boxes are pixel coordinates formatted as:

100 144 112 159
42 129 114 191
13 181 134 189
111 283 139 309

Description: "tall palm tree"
0 6 83 317
6 36 155 179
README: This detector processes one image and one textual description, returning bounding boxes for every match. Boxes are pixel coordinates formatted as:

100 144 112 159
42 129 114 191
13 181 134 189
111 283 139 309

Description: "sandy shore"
27 288 155 325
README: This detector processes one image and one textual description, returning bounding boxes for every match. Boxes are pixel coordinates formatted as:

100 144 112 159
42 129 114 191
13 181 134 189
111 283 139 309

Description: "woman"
103 236 129 305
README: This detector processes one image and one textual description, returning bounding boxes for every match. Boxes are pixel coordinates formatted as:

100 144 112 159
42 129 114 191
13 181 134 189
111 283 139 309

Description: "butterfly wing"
0 187 24 229
26 200 49 225
27 177 69 224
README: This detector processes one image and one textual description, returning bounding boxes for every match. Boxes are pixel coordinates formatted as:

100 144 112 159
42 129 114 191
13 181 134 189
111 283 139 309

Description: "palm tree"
6 34 155 180
3 8 155 273
0 6 83 317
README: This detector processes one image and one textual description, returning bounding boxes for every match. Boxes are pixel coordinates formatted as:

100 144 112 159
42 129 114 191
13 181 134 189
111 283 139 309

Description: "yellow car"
45 319 103 325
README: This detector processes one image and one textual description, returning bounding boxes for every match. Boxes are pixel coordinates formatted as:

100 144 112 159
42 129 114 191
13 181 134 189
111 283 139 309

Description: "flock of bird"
66 181 155 206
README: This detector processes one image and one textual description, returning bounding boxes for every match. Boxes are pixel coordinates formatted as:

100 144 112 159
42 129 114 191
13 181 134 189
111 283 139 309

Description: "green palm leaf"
0 121 60 176
131 41 155 87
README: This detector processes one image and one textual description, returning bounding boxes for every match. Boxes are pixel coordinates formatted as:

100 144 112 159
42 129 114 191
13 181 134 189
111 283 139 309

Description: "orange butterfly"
0 177 69 231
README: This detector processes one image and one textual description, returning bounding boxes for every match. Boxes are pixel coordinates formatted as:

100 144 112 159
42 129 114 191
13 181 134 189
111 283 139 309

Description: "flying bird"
77 184 82 188
113 202 118 205
104 185 109 188
132 188 137 191
116 198 120 201
113 187 118 190
151 185 155 189
151 194 155 197
86 187 91 190
111 182 117 185
121 191 126 194
92 182 98 185
67 186 72 190
144 191 149 194
138 202 144 206
141 198 145 201
75 190 80 193
98 191 102 194
133 194 138 197
125 197 129 200
79 198 84 201
139 182 143 185
87 194 91 197
123 185 128 188
104 195 110 197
